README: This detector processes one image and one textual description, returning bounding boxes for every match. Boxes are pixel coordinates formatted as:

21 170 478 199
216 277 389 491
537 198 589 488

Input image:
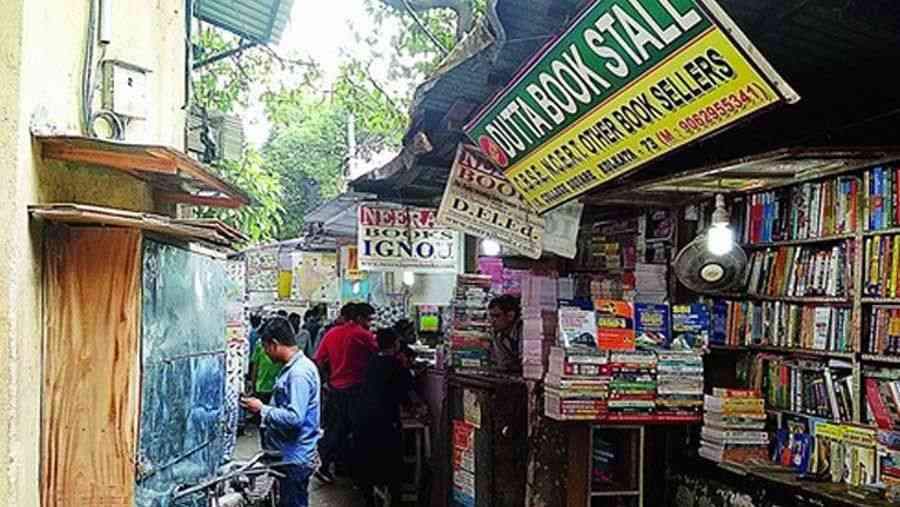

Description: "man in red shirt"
313 302 377 483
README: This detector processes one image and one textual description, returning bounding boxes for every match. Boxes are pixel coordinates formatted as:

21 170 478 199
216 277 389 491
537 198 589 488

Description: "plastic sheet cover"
136 240 227 507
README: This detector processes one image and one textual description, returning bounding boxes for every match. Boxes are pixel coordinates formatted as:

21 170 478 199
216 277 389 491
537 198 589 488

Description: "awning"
29 203 245 250
36 135 252 209
194 0 294 44
304 192 377 239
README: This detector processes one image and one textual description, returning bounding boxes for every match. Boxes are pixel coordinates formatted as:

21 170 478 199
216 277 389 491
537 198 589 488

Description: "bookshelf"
696 165 900 430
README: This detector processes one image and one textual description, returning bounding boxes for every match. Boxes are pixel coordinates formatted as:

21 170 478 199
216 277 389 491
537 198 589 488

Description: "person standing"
313 303 377 483
355 327 415 506
250 332 283 406
241 317 321 507
488 295 523 374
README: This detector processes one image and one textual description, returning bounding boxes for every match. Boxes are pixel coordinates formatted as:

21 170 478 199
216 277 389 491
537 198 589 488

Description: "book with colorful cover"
710 300 728 346
634 303 670 350
670 304 710 351
558 307 598 350
595 300 635 351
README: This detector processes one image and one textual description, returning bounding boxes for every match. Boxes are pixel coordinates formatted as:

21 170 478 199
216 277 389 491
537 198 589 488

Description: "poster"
542 199 584 259
438 144 544 258
452 419 476 507
357 204 459 272
463 389 482 428
246 247 278 292
464 0 797 212
340 245 363 280
293 251 339 302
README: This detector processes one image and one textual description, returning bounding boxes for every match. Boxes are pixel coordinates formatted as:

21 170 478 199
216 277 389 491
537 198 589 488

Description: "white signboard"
358 204 459 273
437 144 544 259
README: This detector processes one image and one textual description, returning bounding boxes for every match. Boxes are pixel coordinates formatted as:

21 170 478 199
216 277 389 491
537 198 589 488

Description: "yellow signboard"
464 0 798 213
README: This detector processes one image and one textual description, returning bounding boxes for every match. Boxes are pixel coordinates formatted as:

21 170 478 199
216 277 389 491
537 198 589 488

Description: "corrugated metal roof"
195 0 293 44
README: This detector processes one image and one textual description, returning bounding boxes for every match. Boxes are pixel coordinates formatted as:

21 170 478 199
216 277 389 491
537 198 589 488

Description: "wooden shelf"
765 408 845 423
861 297 900 304
864 227 900 237
742 233 855 249
701 293 850 304
590 491 641 497
708 344 854 360
861 354 900 364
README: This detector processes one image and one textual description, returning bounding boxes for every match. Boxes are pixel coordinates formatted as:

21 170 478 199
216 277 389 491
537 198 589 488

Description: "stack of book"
449 274 493 370
864 235 900 297
700 389 769 464
732 177 859 244
607 351 657 420
715 300 853 352
745 244 851 298
878 430 900 498
521 273 559 379
544 347 610 420
868 306 900 355
864 166 900 231
656 351 704 421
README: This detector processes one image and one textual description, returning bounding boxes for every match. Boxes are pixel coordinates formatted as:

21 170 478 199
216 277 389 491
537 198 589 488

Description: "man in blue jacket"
241 316 321 507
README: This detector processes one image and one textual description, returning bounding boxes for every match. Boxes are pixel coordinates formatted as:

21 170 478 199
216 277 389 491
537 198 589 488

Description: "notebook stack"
521 273 559 379
449 275 493 370
655 351 704 422
700 389 769 464
606 351 657 421
544 347 610 420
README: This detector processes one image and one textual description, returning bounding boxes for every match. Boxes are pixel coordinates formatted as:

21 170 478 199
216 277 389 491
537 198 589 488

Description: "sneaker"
314 468 335 485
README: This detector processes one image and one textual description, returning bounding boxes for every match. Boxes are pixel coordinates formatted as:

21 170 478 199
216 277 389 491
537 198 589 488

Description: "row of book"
865 166 900 231
867 306 900 355
544 347 703 422
713 300 853 352
745 244 851 298
699 389 769 464
566 301 710 352
754 355 855 423
732 176 860 244
864 234 900 297
448 274 493 370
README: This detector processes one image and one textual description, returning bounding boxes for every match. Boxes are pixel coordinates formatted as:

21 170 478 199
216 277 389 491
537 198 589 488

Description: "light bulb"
481 239 501 257
402 271 415 287
707 223 734 256
352 281 361 294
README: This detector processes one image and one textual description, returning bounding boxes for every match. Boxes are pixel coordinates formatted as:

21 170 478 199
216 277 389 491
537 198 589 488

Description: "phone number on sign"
677 84 772 135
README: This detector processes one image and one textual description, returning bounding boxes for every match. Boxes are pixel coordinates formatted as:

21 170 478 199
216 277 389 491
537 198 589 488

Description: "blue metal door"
136 239 228 507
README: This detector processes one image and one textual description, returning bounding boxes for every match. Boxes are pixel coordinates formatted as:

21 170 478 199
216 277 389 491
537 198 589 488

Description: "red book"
712 388 762 399
866 378 894 429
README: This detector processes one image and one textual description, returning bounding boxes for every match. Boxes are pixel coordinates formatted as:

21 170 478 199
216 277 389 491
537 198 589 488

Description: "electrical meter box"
102 59 151 119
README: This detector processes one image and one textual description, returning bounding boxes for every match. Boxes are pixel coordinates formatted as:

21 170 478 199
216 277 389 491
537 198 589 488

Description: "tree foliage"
187 2 484 244
262 97 349 240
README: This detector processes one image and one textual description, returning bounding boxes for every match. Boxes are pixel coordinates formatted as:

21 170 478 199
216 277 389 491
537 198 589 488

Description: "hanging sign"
542 199 584 259
464 0 799 212
437 144 545 259
358 204 460 272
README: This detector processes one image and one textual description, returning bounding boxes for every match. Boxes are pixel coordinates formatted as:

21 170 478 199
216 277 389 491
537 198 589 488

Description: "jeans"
277 463 314 507
318 386 362 468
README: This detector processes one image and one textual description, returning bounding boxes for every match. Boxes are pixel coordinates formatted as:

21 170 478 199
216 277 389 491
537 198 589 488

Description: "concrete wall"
0 0 187 504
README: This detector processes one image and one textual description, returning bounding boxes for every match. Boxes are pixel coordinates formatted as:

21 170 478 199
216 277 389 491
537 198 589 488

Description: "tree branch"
379 0 475 41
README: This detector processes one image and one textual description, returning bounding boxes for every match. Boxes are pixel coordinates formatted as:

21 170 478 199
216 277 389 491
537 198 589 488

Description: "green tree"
190 28 318 243
263 96 352 240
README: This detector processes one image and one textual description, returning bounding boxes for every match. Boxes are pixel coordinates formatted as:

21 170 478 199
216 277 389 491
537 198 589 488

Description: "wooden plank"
41 227 142 507
41 141 177 174
566 425 590 507
155 191 245 209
